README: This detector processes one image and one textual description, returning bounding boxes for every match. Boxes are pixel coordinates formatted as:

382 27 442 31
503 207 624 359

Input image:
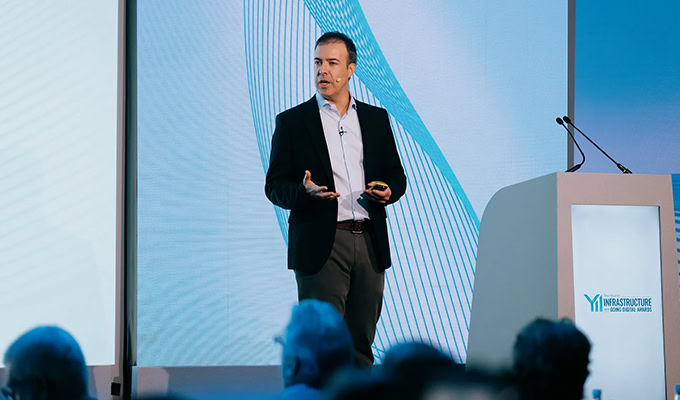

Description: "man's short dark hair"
513 318 591 400
315 32 357 66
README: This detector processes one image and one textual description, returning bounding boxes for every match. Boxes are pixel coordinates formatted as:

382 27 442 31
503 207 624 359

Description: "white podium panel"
468 173 680 400
572 205 666 399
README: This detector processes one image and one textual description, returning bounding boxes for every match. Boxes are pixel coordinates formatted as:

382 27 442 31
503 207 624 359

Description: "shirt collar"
315 92 357 112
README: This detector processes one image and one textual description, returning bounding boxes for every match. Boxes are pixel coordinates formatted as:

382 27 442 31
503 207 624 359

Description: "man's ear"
291 357 300 376
347 63 356 80
282 355 300 384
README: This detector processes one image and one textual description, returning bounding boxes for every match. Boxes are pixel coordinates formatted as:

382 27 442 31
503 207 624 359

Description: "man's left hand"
363 181 392 204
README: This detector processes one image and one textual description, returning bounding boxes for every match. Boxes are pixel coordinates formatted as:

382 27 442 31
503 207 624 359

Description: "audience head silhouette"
382 342 456 373
382 342 460 400
280 299 354 390
3 326 89 400
512 318 591 400
324 368 397 400
421 368 515 400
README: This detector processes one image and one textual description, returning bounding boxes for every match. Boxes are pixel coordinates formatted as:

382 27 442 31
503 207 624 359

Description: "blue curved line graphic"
244 0 480 362
305 0 479 227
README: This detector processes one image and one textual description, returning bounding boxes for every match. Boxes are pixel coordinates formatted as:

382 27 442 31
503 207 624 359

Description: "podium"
467 172 680 400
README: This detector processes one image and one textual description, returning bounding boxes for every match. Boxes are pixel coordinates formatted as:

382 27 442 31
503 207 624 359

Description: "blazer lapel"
355 100 377 183
303 96 334 185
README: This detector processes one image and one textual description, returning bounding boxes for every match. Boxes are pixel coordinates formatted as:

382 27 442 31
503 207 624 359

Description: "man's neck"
324 92 351 117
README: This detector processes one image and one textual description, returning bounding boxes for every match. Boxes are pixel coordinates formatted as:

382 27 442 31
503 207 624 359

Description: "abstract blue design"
244 0 479 362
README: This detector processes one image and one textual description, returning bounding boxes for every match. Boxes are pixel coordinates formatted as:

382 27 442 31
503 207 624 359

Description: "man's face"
314 41 356 102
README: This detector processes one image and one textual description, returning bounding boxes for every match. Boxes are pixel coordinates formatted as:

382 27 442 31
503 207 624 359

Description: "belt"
336 220 371 234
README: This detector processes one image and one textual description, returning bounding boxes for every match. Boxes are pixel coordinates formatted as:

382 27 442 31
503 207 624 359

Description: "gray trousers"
295 228 385 367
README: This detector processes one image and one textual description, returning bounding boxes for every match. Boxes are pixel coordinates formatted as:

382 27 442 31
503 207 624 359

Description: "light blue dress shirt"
316 92 370 222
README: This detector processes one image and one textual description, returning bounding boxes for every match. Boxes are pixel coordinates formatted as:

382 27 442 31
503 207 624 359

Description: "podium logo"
584 294 603 312
583 294 653 313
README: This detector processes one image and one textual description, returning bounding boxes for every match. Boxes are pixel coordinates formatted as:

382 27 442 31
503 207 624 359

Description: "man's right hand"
302 170 340 199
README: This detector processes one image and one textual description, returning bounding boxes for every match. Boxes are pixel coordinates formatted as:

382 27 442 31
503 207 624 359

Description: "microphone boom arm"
562 116 632 174
556 117 585 172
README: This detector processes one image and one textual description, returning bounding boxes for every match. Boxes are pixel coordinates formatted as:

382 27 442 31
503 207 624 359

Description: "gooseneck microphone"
562 116 632 174
556 117 585 172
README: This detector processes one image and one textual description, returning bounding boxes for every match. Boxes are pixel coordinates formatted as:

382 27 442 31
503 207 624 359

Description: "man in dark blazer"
265 32 407 366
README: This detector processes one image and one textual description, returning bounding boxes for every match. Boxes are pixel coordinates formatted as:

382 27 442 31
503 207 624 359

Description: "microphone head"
556 117 564 125
336 77 342 82
562 115 572 124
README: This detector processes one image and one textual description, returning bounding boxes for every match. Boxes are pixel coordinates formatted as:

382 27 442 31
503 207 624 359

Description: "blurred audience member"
381 342 461 399
421 368 518 400
512 318 591 400
2 326 91 400
324 367 398 400
277 299 354 399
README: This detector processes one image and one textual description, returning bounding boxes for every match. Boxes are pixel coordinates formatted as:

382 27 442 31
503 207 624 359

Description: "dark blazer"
265 96 407 274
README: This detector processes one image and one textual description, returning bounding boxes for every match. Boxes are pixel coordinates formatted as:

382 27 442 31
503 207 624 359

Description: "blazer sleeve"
264 113 312 210
380 109 407 205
